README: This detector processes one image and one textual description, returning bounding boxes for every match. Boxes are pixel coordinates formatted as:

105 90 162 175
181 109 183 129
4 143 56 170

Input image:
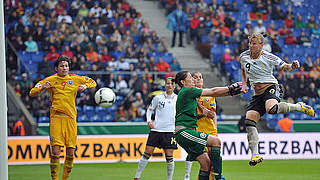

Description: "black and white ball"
94 88 116 108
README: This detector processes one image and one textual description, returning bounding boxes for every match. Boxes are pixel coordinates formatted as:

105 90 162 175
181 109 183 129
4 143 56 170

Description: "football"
94 88 116 108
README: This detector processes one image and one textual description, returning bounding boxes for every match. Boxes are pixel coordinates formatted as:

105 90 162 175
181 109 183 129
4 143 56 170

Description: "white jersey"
240 50 285 87
147 92 177 132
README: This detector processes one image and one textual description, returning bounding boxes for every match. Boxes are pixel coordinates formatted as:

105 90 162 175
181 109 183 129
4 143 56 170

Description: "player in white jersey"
240 32 315 166
134 77 177 180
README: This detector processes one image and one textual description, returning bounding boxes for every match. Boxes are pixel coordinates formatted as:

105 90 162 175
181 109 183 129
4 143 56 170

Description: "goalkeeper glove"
228 82 242 96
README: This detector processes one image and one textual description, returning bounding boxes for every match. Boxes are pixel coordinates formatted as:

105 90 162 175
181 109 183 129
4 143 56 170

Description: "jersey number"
245 63 251 71
61 81 67 90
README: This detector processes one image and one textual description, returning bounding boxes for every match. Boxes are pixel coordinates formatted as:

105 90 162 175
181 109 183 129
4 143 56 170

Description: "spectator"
108 56 119 71
118 57 130 71
79 55 90 71
13 36 26 51
297 30 311 46
115 105 129 122
143 37 156 53
24 36 38 53
231 1 239 11
46 46 60 62
19 73 31 90
254 20 266 34
85 45 99 63
262 38 272 52
271 5 285 20
13 115 26 136
89 1 103 18
57 10 72 24
38 56 54 76
167 4 188 47
275 114 293 132
310 66 320 79
244 21 253 36
158 37 169 53
311 24 320 38
308 82 320 99
267 21 278 39
271 38 282 54
156 57 170 72
61 45 73 58
253 0 266 13
223 48 232 64
190 13 200 43
306 15 317 29
302 56 313 71
294 14 305 28
6 55 17 72
284 14 294 28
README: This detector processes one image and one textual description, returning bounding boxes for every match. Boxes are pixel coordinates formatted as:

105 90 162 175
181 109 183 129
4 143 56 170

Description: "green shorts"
174 128 209 161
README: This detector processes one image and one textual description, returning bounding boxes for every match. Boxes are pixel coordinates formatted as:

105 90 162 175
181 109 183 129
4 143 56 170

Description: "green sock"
211 146 222 180
198 170 210 180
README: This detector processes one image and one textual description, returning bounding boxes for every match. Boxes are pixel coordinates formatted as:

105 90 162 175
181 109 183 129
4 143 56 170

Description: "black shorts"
146 131 178 149
247 84 283 116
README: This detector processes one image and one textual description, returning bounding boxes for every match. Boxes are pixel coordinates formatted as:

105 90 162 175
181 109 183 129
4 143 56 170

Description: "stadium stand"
4 0 320 135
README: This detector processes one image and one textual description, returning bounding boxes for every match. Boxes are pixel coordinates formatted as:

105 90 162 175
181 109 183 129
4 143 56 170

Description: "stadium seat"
78 115 89 122
102 115 113 122
83 105 95 118
38 116 50 123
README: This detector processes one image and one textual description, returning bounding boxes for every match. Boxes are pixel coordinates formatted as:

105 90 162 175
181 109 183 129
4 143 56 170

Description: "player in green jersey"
174 71 241 180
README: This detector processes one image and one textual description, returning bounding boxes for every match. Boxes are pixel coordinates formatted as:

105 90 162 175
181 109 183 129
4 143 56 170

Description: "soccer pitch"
8 159 320 180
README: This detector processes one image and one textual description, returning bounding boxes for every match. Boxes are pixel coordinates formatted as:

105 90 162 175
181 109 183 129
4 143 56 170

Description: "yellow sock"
50 155 60 180
209 170 215 180
62 155 74 180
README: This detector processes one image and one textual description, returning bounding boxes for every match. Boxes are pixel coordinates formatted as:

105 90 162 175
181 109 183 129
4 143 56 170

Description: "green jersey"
175 86 203 128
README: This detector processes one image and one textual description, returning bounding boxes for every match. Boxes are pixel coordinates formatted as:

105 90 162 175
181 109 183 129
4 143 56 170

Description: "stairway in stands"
129 0 245 116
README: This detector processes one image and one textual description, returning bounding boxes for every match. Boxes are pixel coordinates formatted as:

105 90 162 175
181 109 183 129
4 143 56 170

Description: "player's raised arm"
29 79 51 97
81 76 97 89
280 60 300 72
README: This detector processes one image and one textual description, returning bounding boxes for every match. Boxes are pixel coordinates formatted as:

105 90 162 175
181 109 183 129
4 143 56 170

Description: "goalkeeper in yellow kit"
184 72 223 180
30 55 96 180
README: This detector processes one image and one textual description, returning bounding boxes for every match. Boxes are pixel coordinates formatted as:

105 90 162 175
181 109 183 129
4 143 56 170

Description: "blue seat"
90 115 102 122
102 115 113 122
83 105 95 118
78 115 89 122
95 106 107 118
76 106 83 116
115 96 123 105
38 116 50 123
304 47 316 57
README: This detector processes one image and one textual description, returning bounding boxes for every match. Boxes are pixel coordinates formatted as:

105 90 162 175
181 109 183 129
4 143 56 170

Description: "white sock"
135 156 149 178
246 126 259 155
166 161 174 180
184 161 192 180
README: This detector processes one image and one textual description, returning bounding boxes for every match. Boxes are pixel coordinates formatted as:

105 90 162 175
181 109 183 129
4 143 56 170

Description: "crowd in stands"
4 0 320 129
161 0 320 108
5 0 182 125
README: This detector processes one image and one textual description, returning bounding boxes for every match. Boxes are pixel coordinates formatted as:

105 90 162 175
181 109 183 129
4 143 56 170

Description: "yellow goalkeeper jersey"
30 74 96 119
196 96 217 136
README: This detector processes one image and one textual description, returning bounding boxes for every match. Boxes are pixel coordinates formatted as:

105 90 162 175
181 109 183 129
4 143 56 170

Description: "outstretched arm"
201 82 242 97
281 60 300 72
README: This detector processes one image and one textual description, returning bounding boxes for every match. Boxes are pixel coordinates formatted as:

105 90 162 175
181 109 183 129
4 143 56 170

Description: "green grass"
9 159 320 180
